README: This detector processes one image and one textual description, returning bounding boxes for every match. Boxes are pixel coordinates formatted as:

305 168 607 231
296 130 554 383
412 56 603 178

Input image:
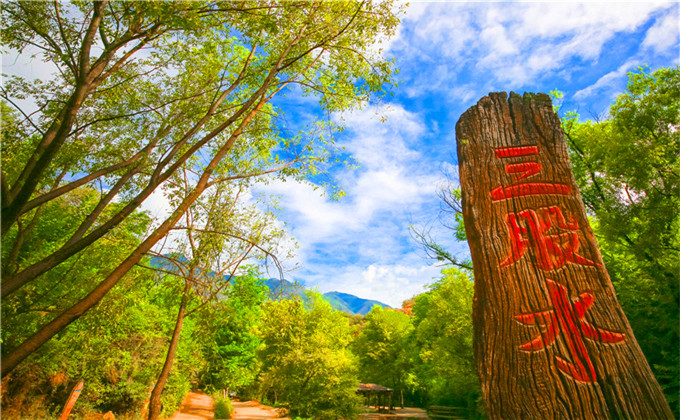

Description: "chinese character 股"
501 206 597 271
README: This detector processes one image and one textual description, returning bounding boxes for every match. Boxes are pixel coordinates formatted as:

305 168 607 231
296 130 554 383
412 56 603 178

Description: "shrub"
214 396 234 419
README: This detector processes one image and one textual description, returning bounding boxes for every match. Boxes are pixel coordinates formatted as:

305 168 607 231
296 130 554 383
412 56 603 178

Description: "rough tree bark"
456 92 673 419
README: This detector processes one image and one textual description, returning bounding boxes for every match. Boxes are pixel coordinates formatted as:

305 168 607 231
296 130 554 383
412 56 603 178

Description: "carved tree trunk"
456 92 673 419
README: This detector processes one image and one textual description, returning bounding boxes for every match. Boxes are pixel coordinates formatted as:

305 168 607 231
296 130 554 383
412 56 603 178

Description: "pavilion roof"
357 383 393 392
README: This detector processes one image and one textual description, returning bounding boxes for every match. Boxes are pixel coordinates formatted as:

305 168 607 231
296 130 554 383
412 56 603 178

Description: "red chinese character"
515 279 625 383
501 206 597 271
490 146 570 201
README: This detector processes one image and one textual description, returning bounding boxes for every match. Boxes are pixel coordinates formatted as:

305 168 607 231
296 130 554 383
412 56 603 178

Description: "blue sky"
260 2 680 307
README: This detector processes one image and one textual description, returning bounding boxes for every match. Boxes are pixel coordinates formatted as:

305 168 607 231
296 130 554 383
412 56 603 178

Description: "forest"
1 1 678 419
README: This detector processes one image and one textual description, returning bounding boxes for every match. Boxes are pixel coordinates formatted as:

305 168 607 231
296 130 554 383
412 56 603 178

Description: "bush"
214 396 234 419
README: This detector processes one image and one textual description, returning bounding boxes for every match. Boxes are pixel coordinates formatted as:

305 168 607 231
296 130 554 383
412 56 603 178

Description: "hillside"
263 279 391 315
322 291 391 315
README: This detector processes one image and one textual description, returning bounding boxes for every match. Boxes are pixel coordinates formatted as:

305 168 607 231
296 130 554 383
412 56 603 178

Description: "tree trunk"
456 92 673 419
148 281 191 420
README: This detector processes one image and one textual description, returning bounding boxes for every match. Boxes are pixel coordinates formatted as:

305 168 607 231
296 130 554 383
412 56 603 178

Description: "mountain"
263 278 307 300
263 278 391 315
145 261 390 315
322 291 391 315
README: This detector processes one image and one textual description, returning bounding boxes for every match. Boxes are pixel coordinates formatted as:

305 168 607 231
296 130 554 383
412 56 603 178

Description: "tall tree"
140 172 286 420
1 0 402 376
410 268 481 416
198 269 268 395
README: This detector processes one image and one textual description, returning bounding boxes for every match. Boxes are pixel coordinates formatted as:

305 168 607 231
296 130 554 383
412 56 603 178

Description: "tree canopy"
256 294 361 420
1 0 402 376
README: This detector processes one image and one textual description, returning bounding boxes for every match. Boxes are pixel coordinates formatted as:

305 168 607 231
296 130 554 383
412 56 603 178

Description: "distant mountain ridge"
263 278 391 315
322 291 390 315
145 258 389 315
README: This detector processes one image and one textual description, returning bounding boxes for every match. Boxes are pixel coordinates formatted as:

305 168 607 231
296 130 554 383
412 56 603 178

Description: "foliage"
559 66 679 414
1 186 149 348
352 306 413 406
410 268 482 417
1 261 201 418
1 0 403 375
199 269 268 393
213 395 234 419
256 293 361 420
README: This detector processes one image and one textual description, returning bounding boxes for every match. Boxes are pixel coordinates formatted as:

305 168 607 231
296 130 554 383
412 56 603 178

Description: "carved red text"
490 146 570 201
501 206 597 271
515 280 625 382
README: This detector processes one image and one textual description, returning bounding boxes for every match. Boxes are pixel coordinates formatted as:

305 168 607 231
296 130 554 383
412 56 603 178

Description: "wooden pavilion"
357 383 393 411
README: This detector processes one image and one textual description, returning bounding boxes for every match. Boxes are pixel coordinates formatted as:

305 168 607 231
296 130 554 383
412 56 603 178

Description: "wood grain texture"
456 92 673 419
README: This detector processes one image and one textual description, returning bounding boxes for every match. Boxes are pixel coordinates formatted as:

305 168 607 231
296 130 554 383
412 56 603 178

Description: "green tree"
1 0 402 376
198 270 268 394
410 268 482 417
559 66 679 413
257 294 361 419
352 306 413 408
1 186 150 354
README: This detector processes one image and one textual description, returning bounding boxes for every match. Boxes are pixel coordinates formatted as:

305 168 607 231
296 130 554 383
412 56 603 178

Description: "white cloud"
2 47 61 115
300 254 444 308
2 47 59 81
391 2 675 88
573 59 641 101
642 8 680 53
263 103 437 242
256 102 451 304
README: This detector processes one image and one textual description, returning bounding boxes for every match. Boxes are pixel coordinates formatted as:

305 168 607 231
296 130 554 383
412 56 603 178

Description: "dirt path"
167 392 284 420
168 391 214 420
231 400 286 420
